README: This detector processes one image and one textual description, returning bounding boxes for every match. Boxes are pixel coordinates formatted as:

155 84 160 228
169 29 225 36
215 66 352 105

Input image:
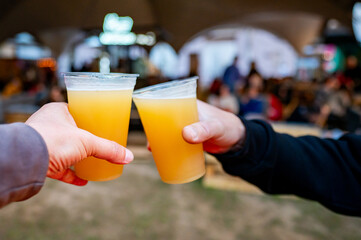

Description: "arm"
0 123 48 208
25 103 134 185
183 100 361 216
216 119 361 216
1 103 134 208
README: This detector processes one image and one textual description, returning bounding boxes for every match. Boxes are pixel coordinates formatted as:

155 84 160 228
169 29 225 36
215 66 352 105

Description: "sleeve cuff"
212 117 277 178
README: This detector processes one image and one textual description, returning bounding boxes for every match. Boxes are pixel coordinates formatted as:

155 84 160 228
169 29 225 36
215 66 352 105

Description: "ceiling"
0 0 359 54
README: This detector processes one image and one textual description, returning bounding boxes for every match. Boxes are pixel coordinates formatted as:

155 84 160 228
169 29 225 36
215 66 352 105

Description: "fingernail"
186 126 198 141
123 148 134 164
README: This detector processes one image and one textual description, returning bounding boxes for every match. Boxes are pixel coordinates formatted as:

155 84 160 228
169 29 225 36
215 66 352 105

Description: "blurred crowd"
0 61 65 123
1 55 361 133
1 67 64 104
206 56 361 133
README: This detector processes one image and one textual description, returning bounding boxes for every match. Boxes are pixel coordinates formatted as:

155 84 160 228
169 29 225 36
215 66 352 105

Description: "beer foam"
63 72 138 91
133 77 198 99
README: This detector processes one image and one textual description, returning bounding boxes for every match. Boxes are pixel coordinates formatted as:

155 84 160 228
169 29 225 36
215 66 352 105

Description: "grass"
1 162 361 240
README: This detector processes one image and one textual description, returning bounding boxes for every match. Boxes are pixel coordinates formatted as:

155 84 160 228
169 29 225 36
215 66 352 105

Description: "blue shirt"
223 65 241 92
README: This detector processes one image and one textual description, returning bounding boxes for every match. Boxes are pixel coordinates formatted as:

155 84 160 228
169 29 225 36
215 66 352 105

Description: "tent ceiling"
0 0 358 54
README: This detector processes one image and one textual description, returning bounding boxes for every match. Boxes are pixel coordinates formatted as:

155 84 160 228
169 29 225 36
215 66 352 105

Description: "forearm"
215 119 361 216
0 123 48 208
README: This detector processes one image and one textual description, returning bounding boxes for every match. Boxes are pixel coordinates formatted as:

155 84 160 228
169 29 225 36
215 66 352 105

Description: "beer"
133 77 205 184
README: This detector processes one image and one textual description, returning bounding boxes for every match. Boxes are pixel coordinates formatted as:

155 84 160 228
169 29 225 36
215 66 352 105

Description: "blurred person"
283 83 315 123
36 85 66 106
277 77 294 106
183 100 361 216
24 68 52 106
30 78 50 106
208 77 223 95
2 76 23 98
49 85 65 102
23 67 38 92
336 87 361 132
222 56 243 93
0 103 133 208
207 82 239 114
314 76 353 130
265 80 283 121
339 55 361 92
239 72 268 119
207 78 222 103
247 61 259 79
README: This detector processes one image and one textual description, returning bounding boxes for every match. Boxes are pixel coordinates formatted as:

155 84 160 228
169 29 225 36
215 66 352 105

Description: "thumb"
81 130 134 164
183 120 224 144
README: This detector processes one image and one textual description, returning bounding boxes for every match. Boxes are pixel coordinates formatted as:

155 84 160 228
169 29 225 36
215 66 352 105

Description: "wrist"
228 138 245 153
231 114 246 148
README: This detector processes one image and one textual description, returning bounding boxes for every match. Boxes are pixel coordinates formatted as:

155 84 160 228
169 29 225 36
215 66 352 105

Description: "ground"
1 132 361 240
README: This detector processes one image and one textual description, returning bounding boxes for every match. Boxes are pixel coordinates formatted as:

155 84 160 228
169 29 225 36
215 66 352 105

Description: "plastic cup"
64 72 138 181
133 77 205 184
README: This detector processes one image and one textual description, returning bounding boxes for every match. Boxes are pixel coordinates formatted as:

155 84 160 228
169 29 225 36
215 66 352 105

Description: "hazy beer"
64 73 137 181
133 77 205 184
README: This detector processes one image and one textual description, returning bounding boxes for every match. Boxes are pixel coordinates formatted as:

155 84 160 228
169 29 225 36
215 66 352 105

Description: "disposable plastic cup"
64 72 138 181
133 77 205 184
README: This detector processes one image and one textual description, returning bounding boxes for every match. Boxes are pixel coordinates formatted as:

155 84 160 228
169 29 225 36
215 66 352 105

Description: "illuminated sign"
99 13 156 46
136 32 156 46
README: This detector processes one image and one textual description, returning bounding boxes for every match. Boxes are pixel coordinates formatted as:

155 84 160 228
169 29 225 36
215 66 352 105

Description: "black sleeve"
214 118 361 217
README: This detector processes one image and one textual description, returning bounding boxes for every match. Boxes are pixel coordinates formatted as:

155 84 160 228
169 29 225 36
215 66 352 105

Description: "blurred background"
1 0 361 239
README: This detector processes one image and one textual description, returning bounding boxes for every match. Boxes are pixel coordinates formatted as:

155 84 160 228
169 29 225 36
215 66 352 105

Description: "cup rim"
63 72 138 90
62 72 139 79
133 76 198 97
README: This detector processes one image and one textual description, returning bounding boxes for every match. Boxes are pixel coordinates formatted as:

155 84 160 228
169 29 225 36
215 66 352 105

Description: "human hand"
25 103 133 186
182 100 246 154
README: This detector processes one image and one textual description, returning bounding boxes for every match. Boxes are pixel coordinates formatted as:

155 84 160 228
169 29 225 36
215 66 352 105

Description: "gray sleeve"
0 123 49 208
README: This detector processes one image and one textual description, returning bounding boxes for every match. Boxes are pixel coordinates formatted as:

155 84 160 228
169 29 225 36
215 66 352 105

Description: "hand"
182 100 246 154
25 103 133 186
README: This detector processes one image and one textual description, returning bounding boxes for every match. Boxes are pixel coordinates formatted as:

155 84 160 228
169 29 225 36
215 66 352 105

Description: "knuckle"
110 141 125 162
199 122 212 139
79 131 95 157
